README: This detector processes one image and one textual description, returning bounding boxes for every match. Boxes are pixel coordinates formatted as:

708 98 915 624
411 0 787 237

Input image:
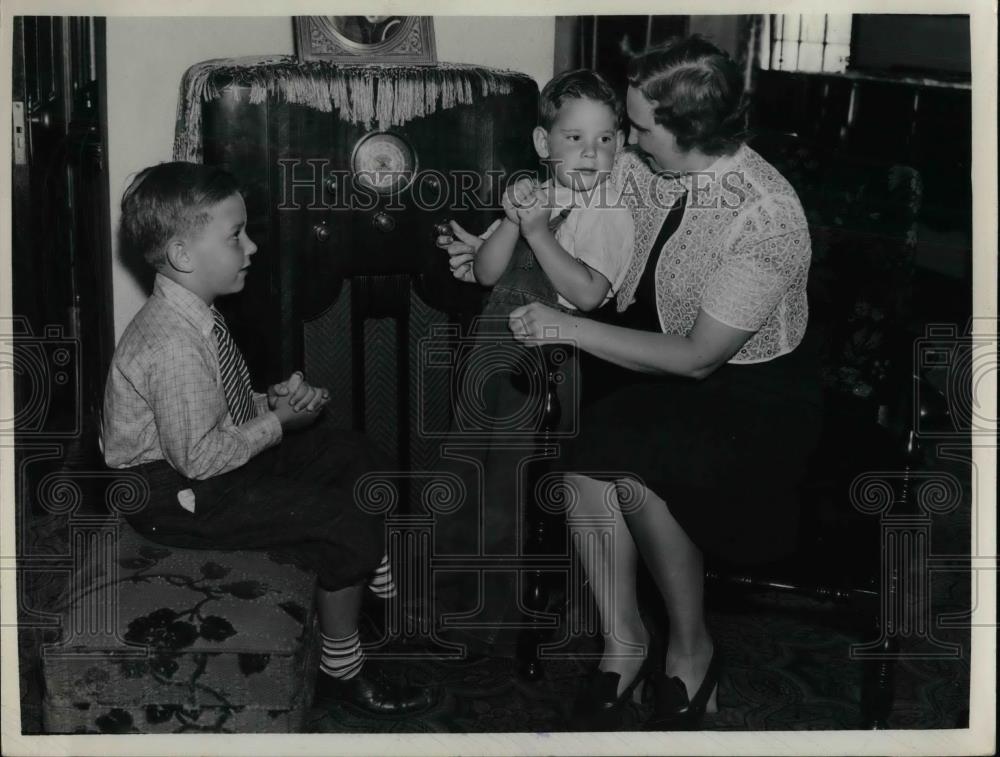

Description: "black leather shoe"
569 643 658 731
645 647 721 731
314 671 437 717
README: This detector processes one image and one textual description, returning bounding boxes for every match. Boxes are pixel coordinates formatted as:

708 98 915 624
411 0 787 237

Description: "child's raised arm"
516 191 612 312
472 219 519 286
472 178 534 286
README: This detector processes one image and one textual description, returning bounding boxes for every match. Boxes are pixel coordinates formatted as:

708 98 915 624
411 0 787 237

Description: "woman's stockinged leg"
620 483 717 712
565 474 650 694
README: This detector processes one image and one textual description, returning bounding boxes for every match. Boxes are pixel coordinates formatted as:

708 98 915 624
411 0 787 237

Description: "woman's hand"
508 301 576 343
436 220 483 283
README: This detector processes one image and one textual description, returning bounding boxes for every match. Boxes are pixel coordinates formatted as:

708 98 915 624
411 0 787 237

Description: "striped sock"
368 554 397 598
319 630 364 681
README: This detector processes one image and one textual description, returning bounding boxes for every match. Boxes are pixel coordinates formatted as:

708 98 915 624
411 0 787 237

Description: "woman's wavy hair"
627 35 749 155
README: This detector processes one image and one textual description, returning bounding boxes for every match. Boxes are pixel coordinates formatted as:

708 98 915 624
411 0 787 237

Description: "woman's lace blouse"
611 145 811 364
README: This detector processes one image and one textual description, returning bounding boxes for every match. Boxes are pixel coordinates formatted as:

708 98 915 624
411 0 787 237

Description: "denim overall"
478 207 574 323
435 208 577 653
460 207 576 432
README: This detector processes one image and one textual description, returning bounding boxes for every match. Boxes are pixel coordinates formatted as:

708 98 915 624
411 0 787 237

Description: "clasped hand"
502 177 550 237
267 371 330 430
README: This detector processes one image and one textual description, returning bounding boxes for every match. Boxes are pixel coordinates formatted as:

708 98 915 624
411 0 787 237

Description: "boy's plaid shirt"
102 274 281 480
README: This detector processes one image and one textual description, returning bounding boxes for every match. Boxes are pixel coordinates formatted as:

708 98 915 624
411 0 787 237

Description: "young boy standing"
431 71 635 651
102 162 433 716
474 68 634 316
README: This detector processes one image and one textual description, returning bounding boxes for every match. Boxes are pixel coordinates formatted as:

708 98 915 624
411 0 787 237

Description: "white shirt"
482 178 635 309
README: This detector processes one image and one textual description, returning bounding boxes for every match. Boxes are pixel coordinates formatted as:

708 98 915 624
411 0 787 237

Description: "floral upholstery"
809 162 922 401
752 133 923 406
41 520 320 733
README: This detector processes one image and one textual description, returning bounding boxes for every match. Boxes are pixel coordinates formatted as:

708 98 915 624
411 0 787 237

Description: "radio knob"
313 222 331 242
433 219 454 244
372 212 396 233
423 174 441 192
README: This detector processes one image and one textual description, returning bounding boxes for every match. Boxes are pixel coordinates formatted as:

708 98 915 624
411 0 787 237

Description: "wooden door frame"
88 17 116 406
11 16 114 454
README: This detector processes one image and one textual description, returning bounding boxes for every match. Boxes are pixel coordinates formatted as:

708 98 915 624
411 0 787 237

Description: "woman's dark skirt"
565 326 824 566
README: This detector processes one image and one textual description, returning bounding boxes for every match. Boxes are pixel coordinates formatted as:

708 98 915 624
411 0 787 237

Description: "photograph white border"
1 1 995 755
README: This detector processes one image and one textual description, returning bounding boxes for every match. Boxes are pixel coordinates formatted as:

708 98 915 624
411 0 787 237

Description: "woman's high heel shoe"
569 634 660 731
644 647 721 731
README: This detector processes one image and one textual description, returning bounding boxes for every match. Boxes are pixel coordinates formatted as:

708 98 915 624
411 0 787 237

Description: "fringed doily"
173 55 535 162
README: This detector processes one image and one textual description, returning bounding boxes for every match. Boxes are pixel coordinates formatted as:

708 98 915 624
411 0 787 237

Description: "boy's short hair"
539 68 622 130
120 161 241 268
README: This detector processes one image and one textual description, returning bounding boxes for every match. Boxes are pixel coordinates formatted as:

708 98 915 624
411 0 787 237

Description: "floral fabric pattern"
751 131 924 403
41 522 320 733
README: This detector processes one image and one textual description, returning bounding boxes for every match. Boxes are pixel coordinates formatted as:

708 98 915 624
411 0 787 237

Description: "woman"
441 36 821 730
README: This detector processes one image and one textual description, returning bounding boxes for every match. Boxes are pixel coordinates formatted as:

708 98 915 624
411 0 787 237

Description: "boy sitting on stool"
102 161 434 716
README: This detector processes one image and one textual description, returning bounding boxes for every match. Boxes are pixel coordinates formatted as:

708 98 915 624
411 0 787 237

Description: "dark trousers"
128 416 386 592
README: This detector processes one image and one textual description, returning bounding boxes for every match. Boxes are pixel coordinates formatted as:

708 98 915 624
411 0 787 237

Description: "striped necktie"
211 308 256 426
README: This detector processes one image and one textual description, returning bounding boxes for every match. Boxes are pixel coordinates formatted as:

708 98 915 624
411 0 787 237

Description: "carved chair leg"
860 635 898 729
517 347 564 681
858 592 899 730
518 515 550 681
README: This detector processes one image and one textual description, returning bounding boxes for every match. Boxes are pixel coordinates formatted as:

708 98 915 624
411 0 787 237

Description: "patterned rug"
18 445 971 734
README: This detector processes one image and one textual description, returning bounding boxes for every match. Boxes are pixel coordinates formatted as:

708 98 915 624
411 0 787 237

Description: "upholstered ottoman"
41 519 320 733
